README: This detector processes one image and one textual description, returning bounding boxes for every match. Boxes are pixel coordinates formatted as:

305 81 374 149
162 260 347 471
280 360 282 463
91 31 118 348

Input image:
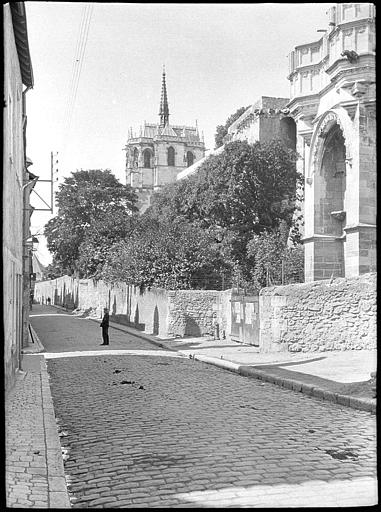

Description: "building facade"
225 96 296 151
3 2 35 391
124 69 205 211
178 96 297 182
287 3 376 281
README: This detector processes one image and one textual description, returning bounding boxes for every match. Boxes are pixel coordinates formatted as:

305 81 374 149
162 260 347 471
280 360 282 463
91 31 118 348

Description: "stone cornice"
344 224 377 233
301 234 342 243
330 16 375 38
327 62 375 84
287 54 329 81
287 96 319 121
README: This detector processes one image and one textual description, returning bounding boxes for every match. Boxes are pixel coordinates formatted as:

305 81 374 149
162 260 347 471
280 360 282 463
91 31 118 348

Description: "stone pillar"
343 96 376 276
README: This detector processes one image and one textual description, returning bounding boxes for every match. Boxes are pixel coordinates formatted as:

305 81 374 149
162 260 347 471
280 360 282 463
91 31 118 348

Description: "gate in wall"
231 293 260 346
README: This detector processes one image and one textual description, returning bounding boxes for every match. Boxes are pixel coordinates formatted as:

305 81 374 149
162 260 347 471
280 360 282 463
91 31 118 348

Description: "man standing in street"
100 308 110 345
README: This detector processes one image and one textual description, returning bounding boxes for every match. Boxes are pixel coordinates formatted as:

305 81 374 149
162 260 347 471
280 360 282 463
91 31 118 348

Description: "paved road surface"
30 306 377 508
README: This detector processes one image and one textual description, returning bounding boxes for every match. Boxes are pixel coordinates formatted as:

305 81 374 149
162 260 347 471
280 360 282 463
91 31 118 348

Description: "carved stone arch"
305 108 351 280
308 108 353 180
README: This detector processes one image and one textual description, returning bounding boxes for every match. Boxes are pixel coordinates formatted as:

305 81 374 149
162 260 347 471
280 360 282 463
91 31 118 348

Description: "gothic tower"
124 68 205 212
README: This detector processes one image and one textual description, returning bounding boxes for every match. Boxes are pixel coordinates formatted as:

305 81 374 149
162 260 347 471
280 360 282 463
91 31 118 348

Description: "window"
167 146 175 166
133 148 139 168
143 149 151 168
186 151 194 167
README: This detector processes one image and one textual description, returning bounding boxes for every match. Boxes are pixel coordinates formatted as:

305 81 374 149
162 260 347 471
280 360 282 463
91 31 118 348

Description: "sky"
24 2 333 266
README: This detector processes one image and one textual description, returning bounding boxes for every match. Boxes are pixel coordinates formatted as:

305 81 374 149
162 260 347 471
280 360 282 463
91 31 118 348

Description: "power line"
62 4 94 159
64 5 92 132
63 5 93 146
65 5 92 132
63 5 88 134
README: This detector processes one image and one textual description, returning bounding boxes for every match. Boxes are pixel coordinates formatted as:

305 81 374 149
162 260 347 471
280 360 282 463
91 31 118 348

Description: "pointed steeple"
159 65 170 126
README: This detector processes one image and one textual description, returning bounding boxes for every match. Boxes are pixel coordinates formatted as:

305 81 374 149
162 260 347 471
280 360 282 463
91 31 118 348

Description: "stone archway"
317 124 346 237
305 110 353 280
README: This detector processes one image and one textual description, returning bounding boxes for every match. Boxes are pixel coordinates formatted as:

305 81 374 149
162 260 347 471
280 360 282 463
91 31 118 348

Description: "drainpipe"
22 178 38 352
21 84 35 354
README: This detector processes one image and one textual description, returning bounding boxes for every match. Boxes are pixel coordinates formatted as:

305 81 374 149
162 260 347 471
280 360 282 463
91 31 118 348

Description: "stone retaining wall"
259 272 376 352
34 273 376 352
167 290 220 337
34 277 170 337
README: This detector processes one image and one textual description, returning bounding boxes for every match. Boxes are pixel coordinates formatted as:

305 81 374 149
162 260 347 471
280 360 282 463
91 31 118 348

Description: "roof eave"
10 2 34 88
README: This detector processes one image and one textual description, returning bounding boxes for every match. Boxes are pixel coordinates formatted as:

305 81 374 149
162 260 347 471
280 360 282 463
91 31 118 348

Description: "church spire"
159 65 170 126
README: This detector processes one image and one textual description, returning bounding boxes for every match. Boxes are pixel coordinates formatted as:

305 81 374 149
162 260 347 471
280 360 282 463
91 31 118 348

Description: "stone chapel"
124 68 206 212
287 3 376 281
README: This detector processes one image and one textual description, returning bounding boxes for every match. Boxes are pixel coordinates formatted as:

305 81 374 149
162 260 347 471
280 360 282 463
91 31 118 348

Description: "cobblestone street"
31 308 377 508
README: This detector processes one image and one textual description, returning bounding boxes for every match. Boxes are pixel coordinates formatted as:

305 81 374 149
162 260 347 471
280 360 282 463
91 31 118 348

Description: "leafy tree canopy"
101 216 230 290
44 169 138 276
147 140 302 278
246 221 304 289
76 208 137 279
214 105 249 148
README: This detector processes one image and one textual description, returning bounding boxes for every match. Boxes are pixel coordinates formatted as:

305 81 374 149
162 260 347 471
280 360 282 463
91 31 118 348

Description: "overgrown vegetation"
214 105 249 148
45 132 304 290
44 169 138 278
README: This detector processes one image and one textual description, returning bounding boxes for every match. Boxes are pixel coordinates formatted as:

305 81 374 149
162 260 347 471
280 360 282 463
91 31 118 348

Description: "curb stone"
39 356 71 508
48 304 377 415
193 356 376 415
23 324 45 353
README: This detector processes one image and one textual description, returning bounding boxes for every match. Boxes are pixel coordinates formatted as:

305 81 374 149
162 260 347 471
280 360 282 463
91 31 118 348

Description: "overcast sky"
25 2 333 265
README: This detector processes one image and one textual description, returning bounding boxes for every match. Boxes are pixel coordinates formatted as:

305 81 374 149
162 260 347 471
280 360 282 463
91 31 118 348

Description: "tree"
76 209 137 279
101 216 230 290
214 105 249 148
44 169 138 276
147 139 302 280
43 261 64 280
246 221 304 289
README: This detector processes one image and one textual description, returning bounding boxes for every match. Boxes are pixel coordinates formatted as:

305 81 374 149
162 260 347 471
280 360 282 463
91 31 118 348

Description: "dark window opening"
168 146 175 166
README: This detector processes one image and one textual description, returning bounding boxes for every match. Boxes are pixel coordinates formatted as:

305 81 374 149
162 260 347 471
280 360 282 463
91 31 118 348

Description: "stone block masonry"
259 273 376 353
34 273 375 353
167 290 221 337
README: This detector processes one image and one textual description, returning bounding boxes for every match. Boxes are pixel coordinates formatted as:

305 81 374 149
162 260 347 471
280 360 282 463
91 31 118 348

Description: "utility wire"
68 6 93 131
65 5 92 132
63 6 88 135
63 6 92 146
64 5 92 133
62 4 94 159
63 6 88 146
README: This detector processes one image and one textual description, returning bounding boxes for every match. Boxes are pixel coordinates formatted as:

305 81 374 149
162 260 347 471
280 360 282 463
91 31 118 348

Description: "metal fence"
178 273 234 291
265 261 305 287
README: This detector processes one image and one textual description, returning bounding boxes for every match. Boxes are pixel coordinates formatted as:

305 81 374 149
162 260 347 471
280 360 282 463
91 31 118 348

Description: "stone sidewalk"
5 327 71 509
